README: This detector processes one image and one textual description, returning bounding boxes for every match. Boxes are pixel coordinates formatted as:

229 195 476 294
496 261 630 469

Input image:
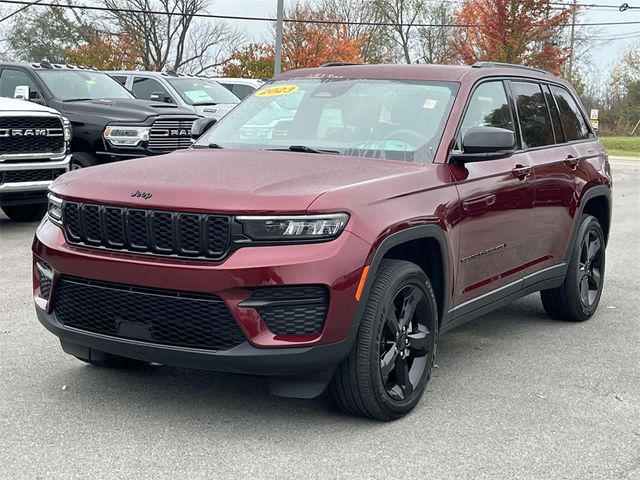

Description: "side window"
132 77 172 102
551 86 591 141
0 69 40 99
543 84 565 143
111 75 128 87
232 84 254 100
459 81 514 146
511 81 555 148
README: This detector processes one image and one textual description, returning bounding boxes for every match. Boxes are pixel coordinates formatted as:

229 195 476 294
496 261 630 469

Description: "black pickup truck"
0 61 199 169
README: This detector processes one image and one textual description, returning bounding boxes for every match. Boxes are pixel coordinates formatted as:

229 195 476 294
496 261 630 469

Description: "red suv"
33 63 612 420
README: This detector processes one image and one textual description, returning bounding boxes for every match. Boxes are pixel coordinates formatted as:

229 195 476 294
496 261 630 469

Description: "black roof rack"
40 60 53 69
320 62 361 67
472 61 549 74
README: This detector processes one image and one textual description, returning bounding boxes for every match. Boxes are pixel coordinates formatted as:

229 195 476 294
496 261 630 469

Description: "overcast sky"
213 0 640 75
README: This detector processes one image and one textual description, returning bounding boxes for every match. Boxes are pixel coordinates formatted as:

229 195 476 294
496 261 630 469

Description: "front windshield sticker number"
185 90 214 102
423 99 437 109
256 85 299 97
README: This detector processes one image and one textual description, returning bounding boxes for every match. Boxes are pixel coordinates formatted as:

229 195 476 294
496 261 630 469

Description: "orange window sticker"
256 85 299 97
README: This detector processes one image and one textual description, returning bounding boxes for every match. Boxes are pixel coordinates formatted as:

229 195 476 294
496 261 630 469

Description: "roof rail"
39 60 53 69
320 62 361 67
165 69 180 77
471 61 549 74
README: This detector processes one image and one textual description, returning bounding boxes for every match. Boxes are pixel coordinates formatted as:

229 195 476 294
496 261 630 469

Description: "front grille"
53 277 246 351
39 275 52 299
148 119 194 151
0 116 65 154
1 169 66 184
62 201 231 260
249 285 329 335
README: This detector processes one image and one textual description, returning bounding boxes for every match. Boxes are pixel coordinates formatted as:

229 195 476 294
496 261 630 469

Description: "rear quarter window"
511 81 555 149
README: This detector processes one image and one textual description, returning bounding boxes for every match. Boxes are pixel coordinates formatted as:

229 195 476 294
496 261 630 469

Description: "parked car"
208 77 264 100
34 62 611 420
0 61 200 169
0 97 71 221
109 71 240 121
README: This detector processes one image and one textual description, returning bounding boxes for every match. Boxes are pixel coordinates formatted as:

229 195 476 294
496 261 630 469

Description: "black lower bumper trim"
36 306 354 376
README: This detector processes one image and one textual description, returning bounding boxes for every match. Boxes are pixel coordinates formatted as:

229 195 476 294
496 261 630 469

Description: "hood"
50 149 422 213
0 97 61 115
57 98 197 123
194 103 237 119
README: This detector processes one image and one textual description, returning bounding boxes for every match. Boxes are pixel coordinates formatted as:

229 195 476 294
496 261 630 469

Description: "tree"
103 0 243 73
604 43 640 135
221 43 274 79
415 2 458 64
373 0 429 63
64 34 143 70
280 4 363 70
452 0 575 75
7 3 96 63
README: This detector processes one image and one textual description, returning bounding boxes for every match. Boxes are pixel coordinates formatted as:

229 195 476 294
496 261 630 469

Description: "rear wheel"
330 259 437 421
2 204 47 222
541 214 605 321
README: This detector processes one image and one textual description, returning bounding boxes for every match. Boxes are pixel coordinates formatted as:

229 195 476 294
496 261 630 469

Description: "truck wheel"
2 204 47 222
330 259 437 421
540 214 605 321
71 152 98 170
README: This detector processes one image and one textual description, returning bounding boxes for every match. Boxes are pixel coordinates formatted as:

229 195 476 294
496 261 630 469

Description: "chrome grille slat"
62 201 231 260
148 119 194 151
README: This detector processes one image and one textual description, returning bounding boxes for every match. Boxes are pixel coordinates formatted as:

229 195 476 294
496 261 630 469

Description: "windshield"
38 70 133 101
195 78 458 162
166 78 240 106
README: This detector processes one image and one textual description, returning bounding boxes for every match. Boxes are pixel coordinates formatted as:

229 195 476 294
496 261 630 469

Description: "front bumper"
0 155 71 205
33 217 371 375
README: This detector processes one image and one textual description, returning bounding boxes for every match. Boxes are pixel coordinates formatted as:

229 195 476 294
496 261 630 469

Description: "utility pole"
274 0 285 77
568 0 577 79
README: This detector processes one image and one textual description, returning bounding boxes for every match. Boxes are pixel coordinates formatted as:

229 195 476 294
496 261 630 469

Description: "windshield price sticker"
185 90 214 102
256 85 299 97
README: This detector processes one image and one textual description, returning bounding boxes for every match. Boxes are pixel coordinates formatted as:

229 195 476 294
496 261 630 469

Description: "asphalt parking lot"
0 158 638 480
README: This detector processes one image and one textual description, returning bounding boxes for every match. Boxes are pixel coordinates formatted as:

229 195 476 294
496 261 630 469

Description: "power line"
0 0 42 22
0 0 640 27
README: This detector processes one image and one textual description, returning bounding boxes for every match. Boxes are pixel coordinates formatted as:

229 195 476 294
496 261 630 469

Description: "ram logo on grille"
0 128 63 137
149 119 195 151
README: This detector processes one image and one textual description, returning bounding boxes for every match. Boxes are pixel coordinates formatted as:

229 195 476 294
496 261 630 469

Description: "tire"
330 259 438 421
75 351 148 368
71 152 98 170
540 214 606 321
2 204 47 222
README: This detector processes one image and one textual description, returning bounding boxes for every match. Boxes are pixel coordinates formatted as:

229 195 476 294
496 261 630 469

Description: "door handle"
564 155 581 168
511 164 531 180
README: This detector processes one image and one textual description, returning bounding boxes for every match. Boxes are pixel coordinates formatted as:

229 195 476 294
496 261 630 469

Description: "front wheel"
330 259 438 421
2 204 47 222
71 152 98 170
541 214 606 321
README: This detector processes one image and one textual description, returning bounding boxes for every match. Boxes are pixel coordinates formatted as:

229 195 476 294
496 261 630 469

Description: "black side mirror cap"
191 117 218 140
450 126 516 163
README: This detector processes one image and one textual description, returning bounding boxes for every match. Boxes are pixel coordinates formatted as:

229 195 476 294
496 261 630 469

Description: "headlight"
236 213 349 241
103 125 150 146
62 117 72 142
47 193 63 227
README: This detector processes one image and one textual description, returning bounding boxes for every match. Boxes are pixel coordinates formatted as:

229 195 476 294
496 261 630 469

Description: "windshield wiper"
208 143 223 149
62 98 92 102
267 145 340 154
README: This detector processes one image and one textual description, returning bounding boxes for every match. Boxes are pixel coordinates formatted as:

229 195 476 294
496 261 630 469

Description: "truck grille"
53 277 246 351
1 169 66 184
148 119 194 151
0 116 64 154
63 201 231 260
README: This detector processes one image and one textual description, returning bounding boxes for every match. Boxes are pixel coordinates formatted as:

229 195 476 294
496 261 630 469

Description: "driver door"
449 80 535 310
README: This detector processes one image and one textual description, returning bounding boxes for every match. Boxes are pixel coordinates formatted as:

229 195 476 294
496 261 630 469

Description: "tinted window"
511 81 555 148
111 75 127 86
543 84 564 143
232 84 255 100
0 69 39 99
551 86 591 141
132 77 172 102
459 81 514 144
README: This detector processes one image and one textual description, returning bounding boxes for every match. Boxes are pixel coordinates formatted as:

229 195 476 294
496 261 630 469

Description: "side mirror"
150 91 171 103
14 85 29 100
191 117 217 140
450 126 516 163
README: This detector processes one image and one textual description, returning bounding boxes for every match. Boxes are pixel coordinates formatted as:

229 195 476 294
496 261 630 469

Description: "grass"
599 136 640 158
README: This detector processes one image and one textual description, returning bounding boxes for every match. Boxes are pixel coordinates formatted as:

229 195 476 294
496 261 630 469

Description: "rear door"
450 80 535 309
520 82 597 277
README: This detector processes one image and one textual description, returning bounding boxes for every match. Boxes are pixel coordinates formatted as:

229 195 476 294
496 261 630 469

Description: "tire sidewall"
570 215 606 319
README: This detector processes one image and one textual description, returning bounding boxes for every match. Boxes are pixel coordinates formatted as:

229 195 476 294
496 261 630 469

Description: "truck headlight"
62 117 72 142
47 193 63 227
236 213 349 241
103 125 150 147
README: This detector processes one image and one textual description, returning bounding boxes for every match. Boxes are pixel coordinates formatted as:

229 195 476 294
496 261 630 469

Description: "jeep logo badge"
131 190 153 200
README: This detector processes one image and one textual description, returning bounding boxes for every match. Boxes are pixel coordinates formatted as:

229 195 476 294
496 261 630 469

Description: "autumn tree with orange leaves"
64 34 143 70
453 0 575 75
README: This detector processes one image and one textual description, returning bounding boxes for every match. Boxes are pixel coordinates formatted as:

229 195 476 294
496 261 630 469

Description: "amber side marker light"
355 266 370 301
